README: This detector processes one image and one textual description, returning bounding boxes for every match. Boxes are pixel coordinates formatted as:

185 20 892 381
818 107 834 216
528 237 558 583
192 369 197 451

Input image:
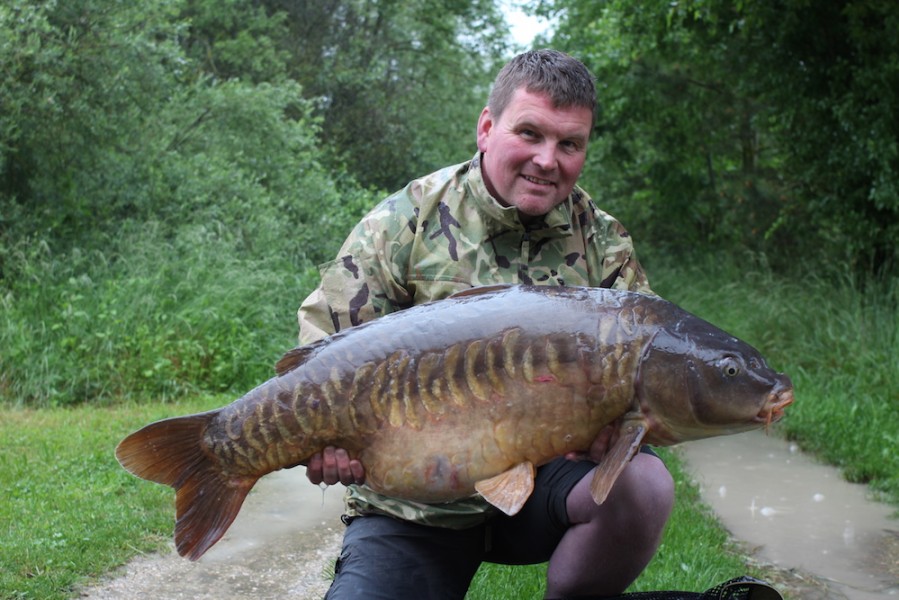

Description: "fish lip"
755 386 795 426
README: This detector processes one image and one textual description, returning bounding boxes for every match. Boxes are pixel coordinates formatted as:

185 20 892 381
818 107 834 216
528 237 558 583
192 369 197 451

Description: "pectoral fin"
589 420 647 505
475 461 535 516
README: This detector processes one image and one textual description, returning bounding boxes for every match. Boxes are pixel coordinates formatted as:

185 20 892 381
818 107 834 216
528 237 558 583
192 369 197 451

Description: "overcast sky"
504 2 552 47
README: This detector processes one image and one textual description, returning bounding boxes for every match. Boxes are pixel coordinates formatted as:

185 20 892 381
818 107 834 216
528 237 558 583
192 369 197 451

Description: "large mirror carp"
116 285 794 560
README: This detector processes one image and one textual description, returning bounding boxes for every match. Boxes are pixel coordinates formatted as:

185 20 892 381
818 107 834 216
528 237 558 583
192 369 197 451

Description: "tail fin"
115 410 258 561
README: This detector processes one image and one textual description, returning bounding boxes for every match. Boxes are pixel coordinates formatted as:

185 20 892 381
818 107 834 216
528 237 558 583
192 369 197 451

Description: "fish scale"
116 284 794 561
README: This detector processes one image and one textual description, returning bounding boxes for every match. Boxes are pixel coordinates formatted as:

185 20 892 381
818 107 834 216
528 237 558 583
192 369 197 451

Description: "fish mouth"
755 386 795 430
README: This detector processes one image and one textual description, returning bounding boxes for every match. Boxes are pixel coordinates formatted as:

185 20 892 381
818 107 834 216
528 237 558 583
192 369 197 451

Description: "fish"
115 284 794 560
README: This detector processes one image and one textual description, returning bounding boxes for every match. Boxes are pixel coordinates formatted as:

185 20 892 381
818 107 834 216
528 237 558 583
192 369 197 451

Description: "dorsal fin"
449 284 514 299
275 346 316 376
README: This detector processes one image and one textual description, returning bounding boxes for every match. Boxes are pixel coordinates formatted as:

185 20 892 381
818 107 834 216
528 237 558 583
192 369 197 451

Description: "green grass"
0 397 219 600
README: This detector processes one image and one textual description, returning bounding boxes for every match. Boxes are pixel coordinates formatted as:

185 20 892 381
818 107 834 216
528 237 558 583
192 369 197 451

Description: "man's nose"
532 143 558 171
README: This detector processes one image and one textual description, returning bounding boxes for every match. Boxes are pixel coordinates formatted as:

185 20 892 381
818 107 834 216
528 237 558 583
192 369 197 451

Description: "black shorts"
324 450 658 600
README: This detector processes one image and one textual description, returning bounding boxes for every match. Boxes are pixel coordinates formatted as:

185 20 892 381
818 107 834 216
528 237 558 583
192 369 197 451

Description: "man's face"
477 88 592 217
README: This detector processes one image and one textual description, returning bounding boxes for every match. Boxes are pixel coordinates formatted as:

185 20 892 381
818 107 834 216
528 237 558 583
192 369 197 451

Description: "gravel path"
81 468 346 600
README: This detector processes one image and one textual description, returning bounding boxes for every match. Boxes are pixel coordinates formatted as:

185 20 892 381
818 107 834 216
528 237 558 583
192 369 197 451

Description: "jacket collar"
464 154 575 238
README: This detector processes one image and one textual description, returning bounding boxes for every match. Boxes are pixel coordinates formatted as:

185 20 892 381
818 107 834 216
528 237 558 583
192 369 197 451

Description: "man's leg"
545 452 675 598
485 450 674 598
324 514 485 600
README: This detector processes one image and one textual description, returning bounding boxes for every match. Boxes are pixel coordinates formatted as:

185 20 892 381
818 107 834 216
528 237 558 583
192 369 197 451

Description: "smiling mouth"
522 174 553 186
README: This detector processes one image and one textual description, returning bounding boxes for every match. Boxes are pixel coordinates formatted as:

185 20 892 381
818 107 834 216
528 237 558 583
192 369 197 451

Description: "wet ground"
81 467 347 600
682 430 898 599
82 434 898 599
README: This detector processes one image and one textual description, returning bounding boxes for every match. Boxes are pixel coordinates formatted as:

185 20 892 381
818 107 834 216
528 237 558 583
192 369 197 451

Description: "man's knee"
325 515 484 599
616 453 675 532
566 451 674 530
636 452 675 502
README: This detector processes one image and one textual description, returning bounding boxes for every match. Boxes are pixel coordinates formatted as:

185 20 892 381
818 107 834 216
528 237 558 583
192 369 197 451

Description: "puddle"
681 430 899 599
83 467 347 599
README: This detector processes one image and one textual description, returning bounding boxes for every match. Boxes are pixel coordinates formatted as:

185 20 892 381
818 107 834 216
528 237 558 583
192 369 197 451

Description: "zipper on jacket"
518 231 531 284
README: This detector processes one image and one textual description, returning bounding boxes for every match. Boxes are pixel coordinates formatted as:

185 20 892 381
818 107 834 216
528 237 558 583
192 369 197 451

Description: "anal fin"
475 461 535 516
589 419 647 505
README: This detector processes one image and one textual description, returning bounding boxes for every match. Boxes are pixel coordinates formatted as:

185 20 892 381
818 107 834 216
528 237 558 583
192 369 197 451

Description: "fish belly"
354 381 627 502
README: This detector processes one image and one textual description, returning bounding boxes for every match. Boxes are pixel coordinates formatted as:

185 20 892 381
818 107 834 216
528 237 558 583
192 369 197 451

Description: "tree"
192 0 512 191
540 0 899 275
0 0 380 404
0 0 371 267
0 0 187 245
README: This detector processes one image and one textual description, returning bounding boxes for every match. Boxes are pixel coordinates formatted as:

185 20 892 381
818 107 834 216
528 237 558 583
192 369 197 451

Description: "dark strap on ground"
551 576 784 600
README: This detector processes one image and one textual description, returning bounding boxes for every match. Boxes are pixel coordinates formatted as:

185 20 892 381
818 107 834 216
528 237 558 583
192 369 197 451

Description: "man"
297 49 675 600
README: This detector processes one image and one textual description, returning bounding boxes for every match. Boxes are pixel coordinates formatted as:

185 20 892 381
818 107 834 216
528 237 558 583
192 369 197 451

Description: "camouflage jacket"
297 154 651 528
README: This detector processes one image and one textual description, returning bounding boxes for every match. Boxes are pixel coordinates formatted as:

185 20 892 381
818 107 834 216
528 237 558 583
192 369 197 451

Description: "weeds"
0 223 321 407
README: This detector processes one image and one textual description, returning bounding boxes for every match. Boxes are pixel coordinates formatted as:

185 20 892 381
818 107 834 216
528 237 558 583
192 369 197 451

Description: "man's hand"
306 446 366 486
564 423 621 463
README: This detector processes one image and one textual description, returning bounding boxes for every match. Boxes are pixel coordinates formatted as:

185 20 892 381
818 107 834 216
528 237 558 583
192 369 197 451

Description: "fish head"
636 316 794 445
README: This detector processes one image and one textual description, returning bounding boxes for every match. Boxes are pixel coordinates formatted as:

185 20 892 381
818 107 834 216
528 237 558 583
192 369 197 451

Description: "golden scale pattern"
209 303 652 476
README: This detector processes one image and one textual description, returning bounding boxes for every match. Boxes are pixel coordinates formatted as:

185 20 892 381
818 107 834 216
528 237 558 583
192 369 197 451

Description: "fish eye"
719 357 741 377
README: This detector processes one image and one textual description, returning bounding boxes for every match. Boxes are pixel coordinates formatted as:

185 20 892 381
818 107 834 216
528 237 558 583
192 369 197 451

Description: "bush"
1 223 305 406
0 1 379 406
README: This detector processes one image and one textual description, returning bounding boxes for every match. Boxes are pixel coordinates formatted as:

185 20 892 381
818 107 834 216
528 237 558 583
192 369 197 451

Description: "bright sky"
503 1 553 47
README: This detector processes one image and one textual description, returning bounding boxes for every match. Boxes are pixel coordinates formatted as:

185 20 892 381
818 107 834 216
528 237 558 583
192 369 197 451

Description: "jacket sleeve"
584 203 653 295
297 192 416 345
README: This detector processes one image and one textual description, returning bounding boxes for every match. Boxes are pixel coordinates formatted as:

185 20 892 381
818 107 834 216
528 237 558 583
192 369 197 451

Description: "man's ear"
476 106 493 152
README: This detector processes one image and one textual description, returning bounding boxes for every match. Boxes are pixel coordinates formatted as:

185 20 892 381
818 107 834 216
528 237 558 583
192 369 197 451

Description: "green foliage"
0 0 186 242
1 223 316 406
169 0 514 191
144 77 372 265
0 70 378 404
542 0 899 277
0 0 381 406
2 0 409 255
180 0 291 83
271 0 512 191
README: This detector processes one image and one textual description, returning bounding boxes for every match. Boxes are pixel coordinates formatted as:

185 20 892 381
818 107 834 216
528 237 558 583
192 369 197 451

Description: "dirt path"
81 468 346 600
82 436 897 600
